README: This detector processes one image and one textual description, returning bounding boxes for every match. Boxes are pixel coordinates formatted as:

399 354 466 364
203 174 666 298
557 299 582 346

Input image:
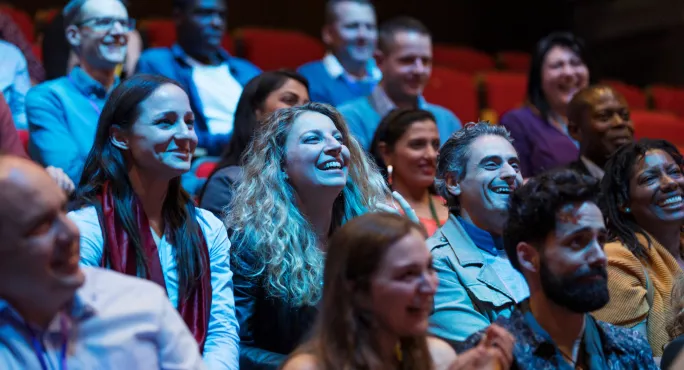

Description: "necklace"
428 196 442 227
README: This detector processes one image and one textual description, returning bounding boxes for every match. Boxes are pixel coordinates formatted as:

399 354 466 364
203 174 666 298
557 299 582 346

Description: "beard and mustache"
539 257 610 313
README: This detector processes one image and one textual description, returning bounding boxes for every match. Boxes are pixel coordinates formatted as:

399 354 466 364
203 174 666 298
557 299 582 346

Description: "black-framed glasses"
77 17 136 32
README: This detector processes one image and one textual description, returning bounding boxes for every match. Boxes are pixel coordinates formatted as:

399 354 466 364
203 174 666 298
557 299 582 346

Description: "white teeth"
660 195 683 206
491 187 511 194
322 161 342 170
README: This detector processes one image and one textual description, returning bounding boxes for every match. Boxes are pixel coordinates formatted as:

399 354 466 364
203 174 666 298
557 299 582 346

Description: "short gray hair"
435 122 514 215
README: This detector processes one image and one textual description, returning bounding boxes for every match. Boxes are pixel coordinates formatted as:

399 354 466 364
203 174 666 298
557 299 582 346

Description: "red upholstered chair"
630 110 684 145
0 7 35 44
141 19 176 48
497 51 531 73
603 80 648 110
649 85 684 118
478 72 528 123
423 67 478 123
236 28 325 71
195 161 218 179
432 45 496 74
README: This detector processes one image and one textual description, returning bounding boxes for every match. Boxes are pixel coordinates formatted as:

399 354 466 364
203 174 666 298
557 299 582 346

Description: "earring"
387 165 393 186
625 207 631 213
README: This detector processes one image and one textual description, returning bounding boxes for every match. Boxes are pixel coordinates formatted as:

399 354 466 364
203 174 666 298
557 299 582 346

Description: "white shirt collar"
322 52 382 81
580 156 605 180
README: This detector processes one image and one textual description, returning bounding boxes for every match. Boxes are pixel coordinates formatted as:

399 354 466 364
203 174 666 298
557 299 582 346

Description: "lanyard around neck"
26 312 69 370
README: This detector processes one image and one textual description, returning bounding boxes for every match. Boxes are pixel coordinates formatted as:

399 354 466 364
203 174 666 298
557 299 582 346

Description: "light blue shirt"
68 207 240 370
0 267 206 369
26 66 114 183
0 40 30 129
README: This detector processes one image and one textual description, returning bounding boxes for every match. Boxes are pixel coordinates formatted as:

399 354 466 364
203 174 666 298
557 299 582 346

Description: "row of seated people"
2 72 683 369
6 0 684 191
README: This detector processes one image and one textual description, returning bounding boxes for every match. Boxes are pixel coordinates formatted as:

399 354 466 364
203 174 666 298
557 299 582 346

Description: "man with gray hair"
428 122 529 345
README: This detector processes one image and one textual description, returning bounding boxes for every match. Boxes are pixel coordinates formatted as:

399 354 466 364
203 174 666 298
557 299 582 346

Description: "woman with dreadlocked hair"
592 138 684 357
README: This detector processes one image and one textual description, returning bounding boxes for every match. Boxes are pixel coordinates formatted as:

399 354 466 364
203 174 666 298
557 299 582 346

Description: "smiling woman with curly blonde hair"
225 102 393 369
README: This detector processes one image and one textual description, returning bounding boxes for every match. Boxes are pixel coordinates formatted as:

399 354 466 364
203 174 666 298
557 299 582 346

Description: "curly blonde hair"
225 102 390 306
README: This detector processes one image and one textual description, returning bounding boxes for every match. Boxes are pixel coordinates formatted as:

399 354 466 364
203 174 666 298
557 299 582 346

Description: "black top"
661 335 684 370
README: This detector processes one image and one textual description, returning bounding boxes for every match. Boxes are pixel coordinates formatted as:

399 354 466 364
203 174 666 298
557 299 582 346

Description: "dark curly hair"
600 138 684 261
504 168 600 272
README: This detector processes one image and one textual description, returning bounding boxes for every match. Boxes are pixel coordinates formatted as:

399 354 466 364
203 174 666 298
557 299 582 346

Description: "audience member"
0 11 45 82
298 0 380 106
42 8 144 81
460 168 658 369
501 32 590 177
227 103 391 369
198 70 310 218
282 212 515 370
338 17 461 150
67 74 239 369
428 122 528 344
137 0 261 156
662 275 684 369
567 85 634 180
26 0 132 183
593 138 684 356
0 156 205 369
0 40 29 129
370 108 448 235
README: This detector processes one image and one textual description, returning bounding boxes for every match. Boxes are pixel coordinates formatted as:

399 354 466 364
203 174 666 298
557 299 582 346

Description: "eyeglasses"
77 17 136 32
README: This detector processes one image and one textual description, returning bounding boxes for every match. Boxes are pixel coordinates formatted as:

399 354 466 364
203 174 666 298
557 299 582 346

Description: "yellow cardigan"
592 233 683 356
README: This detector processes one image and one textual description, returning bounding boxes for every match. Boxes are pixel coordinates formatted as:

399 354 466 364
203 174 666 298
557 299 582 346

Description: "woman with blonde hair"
227 102 400 369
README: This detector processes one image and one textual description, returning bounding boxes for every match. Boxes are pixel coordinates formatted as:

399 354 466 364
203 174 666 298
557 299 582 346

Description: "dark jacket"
199 165 242 219
233 249 318 370
566 158 592 178
136 44 261 156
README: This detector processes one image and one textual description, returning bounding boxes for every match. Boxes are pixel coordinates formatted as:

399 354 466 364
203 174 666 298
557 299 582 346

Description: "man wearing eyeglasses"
25 0 132 184
137 0 261 157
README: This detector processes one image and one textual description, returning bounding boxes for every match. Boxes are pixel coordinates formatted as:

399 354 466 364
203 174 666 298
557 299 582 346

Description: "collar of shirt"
322 52 382 82
68 66 119 100
456 216 503 256
368 85 428 118
580 156 605 180
172 43 233 68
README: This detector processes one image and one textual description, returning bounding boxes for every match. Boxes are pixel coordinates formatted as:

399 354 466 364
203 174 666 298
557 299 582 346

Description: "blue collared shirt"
26 66 116 182
457 217 529 303
68 207 240 370
0 267 206 369
0 40 30 129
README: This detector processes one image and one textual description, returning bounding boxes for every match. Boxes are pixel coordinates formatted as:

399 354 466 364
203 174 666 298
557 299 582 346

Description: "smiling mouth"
657 194 683 207
491 186 513 195
318 160 344 171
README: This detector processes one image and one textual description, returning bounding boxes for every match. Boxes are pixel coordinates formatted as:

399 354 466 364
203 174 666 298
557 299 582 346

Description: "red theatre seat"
604 80 648 110
195 161 218 179
17 129 29 153
497 51 531 73
480 72 528 118
423 67 478 123
0 7 35 44
236 28 325 71
141 19 176 48
630 110 684 145
432 45 496 74
649 85 684 118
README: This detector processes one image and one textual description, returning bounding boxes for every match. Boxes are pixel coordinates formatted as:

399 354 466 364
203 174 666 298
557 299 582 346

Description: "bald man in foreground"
567 85 635 180
0 156 206 369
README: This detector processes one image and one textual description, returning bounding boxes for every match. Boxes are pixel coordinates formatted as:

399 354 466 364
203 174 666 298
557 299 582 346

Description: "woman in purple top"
500 32 592 177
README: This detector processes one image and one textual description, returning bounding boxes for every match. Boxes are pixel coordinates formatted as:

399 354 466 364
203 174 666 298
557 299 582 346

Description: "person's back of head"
435 121 521 234
505 168 609 313
567 84 634 167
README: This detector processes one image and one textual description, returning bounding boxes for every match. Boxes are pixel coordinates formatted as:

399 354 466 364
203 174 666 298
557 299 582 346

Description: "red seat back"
604 80 648 110
432 45 496 74
237 28 324 70
195 161 218 179
631 110 684 145
649 85 684 118
497 51 531 73
423 67 478 123
17 129 29 153
141 19 176 48
480 72 528 117
0 7 35 44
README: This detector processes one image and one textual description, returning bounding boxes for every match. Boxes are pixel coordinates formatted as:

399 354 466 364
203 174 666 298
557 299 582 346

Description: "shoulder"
297 60 325 75
228 55 261 73
603 240 643 265
26 78 66 103
209 165 242 183
427 231 450 254
195 208 228 237
0 40 23 61
425 103 458 119
139 47 174 62
338 97 373 116
281 353 321 370
500 107 535 126
596 320 654 355
427 336 458 370
80 266 168 304
68 206 101 230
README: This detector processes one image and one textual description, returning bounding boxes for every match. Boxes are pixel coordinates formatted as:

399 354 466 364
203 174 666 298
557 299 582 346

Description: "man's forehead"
555 201 605 235
468 135 518 163
0 166 63 225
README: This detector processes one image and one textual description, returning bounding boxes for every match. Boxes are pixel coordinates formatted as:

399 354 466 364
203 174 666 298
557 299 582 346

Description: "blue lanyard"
26 313 68 370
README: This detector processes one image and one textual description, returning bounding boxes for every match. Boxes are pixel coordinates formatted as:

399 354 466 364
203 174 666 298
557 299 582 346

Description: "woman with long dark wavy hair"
593 138 684 357
198 70 310 218
68 74 239 369
282 212 515 370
